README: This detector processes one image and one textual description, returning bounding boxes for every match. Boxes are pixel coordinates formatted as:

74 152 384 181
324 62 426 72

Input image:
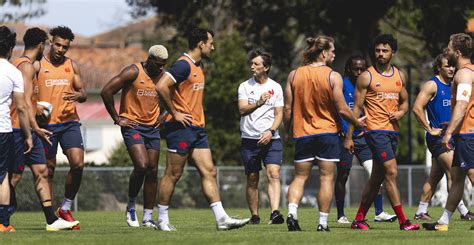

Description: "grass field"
1 207 473 244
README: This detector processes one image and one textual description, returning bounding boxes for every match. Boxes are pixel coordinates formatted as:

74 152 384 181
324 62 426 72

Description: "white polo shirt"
238 77 283 139
0 58 24 133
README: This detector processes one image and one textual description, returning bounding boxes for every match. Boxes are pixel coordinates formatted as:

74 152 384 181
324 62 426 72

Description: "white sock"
143 208 153 221
127 197 136 210
319 212 329 227
362 160 373 176
457 201 469 216
60 198 73 211
438 209 453 225
416 201 429 215
210 201 228 221
157 204 169 224
288 203 298 220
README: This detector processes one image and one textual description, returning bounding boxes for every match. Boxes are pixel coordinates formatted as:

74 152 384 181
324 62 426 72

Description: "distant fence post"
408 168 413 207
281 166 287 207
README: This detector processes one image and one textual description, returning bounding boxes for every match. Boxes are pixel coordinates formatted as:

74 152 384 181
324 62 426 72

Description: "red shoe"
351 220 370 230
56 208 81 230
400 220 420 230
0 224 16 233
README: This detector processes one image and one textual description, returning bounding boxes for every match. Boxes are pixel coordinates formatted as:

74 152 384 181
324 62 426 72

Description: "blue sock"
0 205 9 226
374 194 383 215
336 199 345 218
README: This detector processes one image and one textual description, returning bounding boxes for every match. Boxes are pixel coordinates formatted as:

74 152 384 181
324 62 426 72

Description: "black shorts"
453 135 474 170
426 135 453 158
0 132 14 183
365 132 398 164
240 138 282 174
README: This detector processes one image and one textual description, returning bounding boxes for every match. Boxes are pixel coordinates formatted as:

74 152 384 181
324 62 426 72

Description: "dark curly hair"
248 48 272 73
0 26 16 57
24 27 48 49
188 28 214 50
344 54 367 77
49 26 75 41
372 34 398 53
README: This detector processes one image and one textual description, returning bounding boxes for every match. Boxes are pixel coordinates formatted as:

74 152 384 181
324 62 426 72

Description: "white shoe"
142 220 158 228
157 221 177 231
337 216 351 224
126 208 140 227
216 215 250 231
46 218 80 231
374 211 397 222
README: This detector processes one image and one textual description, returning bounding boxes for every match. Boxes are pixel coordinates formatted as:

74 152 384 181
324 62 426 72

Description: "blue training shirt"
426 76 451 139
340 77 363 136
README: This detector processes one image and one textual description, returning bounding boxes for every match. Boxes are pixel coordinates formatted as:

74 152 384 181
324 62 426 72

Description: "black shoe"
287 214 301 231
316 224 330 232
249 215 260 224
460 211 474 221
269 210 284 224
422 222 448 231
414 212 433 221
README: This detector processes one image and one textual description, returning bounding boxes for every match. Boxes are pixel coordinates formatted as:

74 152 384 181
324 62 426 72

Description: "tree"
127 0 474 165
0 0 46 23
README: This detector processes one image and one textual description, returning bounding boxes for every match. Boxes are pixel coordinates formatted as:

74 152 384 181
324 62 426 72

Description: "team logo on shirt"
192 83 205 91
44 69 49 73
268 89 274 96
140 80 145 84
137 89 157 97
193 73 197 77
250 91 254 95
395 80 401 87
376 92 399 100
65 67 71 73
45 79 69 87
348 93 353 98
441 90 445 95
442 99 451 106
375 81 381 87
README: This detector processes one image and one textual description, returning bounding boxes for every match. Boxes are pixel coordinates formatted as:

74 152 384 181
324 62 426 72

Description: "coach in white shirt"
237 48 284 225
0 26 32 232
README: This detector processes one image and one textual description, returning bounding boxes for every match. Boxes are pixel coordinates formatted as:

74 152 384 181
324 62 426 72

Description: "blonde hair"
302 35 334 65
149 45 168 59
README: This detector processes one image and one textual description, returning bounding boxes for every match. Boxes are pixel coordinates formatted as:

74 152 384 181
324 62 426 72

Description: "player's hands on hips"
24 136 33 154
116 117 138 128
34 127 52 145
389 110 404 122
442 133 452 151
344 138 354 154
173 112 193 127
428 127 443 137
63 91 82 102
36 104 46 116
258 130 272 145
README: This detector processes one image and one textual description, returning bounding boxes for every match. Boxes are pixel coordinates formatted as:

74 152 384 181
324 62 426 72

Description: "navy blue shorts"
365 132 398 163
338 135 372 174
43 121 84 159
426 135 453 158
11 131 47 173
453 135 474 170
0 132 14 183
121 124 160 150
240 138 283 174
161 122 209 154
294 134 340 163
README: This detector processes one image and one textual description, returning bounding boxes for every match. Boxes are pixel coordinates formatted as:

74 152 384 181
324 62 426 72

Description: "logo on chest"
137 89 157 97
45 79 69 87
192 83 205 91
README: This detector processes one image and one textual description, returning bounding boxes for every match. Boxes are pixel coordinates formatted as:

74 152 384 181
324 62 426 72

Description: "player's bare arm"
12 91 33 154
63 60 87 103
156 73 192 127
238 92 270 117
283 70 295 144
17 61 52 145
258 106 283 146
330 71 366 128
345 71 370 153
412 80 442 136
443 68 472 151
389 71 409 122
100 64 140 128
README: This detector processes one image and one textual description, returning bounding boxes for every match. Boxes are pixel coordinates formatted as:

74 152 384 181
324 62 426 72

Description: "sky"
14 0 153 37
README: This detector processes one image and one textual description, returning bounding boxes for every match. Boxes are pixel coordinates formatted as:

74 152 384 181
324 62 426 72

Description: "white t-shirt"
238 77 283 139
0 58 24 133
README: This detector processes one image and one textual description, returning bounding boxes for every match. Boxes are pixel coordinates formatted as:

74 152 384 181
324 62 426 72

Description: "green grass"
1 207 472 244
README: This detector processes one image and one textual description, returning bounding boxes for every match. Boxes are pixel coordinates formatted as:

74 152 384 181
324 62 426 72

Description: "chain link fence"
14 165 473 211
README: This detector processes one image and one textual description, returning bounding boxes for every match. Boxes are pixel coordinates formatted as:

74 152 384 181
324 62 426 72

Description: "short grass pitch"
1 207 472 244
